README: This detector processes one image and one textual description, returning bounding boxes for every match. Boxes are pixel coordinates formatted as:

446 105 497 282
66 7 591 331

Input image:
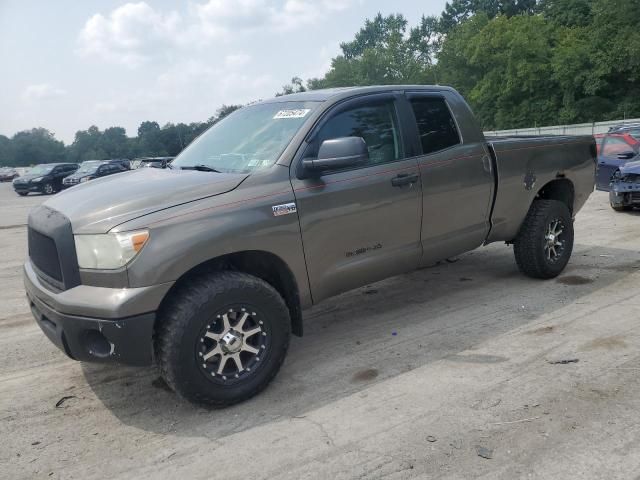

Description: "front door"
291 94 423 303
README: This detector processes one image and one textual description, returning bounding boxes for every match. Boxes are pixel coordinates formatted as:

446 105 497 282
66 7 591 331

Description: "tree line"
2 0 638 167
285 0 639 130
0 105 241 168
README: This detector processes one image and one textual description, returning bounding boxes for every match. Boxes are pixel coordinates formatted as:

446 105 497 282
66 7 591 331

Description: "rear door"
291 93 423 302
405 92 494 265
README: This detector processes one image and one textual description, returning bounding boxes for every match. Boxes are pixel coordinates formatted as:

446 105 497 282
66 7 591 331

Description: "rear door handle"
391 173 419 187
482 155 492 173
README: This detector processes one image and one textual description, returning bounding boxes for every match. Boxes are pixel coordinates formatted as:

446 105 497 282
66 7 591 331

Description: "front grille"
28 228 63 281
27 206 81 291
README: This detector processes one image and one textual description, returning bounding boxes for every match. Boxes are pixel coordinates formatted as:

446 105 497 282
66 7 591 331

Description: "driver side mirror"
302 137 369 175
617 151 636 160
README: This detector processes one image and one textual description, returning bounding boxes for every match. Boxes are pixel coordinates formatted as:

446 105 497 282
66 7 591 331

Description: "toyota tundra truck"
24 86 596 406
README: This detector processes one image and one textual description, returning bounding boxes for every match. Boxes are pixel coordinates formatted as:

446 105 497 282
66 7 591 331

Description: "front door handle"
391 173 419 187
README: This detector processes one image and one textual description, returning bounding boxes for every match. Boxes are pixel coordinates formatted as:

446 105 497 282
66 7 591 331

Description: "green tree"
276 77 306 97
11 128 66 167
310 13 437 89
99 127 129 158
67 125 104 162
136 121 166 156
438 14 561 129
541 0 593 27
439 0 538 33
211 104 242 123
0 135 14 167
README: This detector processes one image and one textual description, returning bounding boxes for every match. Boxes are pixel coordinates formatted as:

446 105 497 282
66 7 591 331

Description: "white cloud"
93 59 275 118
22 84 67 102
78 2 181 67
224 53 252 68
77 1 359 66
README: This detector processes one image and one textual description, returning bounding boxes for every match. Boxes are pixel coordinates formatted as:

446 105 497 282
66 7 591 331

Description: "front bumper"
14 182 43 193
24 261 174 366
62 179 79 189
610 189 640 207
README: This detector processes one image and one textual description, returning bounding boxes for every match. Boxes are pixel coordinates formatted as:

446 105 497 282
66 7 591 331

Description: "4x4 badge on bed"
272 202 297 216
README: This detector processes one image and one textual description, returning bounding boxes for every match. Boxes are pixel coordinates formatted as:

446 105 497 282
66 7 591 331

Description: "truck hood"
44 167 249 233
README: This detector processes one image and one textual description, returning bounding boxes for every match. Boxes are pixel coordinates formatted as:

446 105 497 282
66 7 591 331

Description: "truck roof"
261 85 456 103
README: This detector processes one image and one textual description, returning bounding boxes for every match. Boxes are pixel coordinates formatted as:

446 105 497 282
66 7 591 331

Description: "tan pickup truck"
24 85 596 406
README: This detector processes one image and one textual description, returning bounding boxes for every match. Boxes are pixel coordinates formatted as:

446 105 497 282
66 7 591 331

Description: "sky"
0 0 447 144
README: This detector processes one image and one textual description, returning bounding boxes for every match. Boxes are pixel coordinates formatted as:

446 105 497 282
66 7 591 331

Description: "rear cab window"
408 97 461 155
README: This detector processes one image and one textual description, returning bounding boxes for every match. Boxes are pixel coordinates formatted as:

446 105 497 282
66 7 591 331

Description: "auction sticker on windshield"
273 109 311 119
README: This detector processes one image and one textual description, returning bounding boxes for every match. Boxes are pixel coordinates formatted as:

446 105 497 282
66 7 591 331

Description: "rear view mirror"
302 137 369 174
617 151 636 160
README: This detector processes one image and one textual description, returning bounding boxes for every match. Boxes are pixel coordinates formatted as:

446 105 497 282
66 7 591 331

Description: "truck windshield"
172 101 319 173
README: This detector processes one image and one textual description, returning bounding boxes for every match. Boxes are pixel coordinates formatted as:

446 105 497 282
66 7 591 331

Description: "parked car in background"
0 167 19 182
609 160 640 211
132 157 173 169
13 163 78 195
596 131 640 190
62 160 129 188
102 158 131 170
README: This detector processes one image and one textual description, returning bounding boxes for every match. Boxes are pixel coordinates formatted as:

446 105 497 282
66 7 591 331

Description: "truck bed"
484 134 596 243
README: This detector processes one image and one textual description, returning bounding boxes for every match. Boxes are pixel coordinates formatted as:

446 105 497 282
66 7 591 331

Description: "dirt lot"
1 183 639 479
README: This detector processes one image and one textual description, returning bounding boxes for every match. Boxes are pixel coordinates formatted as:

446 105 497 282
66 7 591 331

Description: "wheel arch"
535 178 575 215
157 250 304 337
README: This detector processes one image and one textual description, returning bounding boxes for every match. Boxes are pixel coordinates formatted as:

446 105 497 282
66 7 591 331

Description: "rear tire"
514 199 574 279
17 192 28 196
155 271 291 407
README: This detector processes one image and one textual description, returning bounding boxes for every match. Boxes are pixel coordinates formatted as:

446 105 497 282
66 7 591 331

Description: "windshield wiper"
181 164 222 173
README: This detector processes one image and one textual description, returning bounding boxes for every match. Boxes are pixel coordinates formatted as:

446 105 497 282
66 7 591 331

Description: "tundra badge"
272 202 297 217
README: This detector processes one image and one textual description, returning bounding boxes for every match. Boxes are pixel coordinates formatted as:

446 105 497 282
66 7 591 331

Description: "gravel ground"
1 183 639 479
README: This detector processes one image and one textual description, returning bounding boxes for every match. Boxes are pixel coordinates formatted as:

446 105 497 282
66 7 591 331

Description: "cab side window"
409 97 460 155
314 100 404 167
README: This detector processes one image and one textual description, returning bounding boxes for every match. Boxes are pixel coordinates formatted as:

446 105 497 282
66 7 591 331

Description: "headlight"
31 177 43 182
74 230 149 269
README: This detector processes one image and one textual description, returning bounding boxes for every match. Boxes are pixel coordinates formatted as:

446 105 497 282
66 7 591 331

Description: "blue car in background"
596 124 640 191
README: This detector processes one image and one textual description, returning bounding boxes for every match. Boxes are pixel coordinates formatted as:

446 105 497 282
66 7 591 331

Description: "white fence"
484 118 640 137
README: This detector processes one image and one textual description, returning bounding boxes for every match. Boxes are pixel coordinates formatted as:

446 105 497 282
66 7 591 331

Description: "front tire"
43 183 54 195
514 199 574 279
155 271 291 407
